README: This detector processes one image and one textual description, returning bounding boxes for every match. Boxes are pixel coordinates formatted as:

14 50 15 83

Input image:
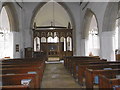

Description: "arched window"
53 36 59 43
47 36 59 43
88 15 100 56
41 37 46 43
60 37 64 42
0 7 13 58
47 37 54 43
34 37 40 51
67 37 72 51
60 37 66 51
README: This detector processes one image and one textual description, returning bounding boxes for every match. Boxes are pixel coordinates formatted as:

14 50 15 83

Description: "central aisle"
41 62 81 88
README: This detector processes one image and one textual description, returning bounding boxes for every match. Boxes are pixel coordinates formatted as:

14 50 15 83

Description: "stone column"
74 31 81 56
118 27 120 53
80 39 86 56
100 31 115 61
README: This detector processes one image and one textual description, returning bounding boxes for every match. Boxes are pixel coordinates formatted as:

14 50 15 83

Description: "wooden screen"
33 28 73 60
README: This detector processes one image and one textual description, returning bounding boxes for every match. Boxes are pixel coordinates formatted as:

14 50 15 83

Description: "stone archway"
81 8 99 56
30 2 75 30
0 2 20 58
2 2 19 32
30 1 75 60
102 2 118 32
81 8 99 39
100 2 119 61
30 1 76 57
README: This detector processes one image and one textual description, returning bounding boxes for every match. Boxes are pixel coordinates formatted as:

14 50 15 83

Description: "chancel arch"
31 1 75 30
32 1 73 60
34 37 40 52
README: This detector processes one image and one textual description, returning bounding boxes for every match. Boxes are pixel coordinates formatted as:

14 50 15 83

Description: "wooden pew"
99 71 120 89
64 56 101 73
1 85 29 90
78 61 120 85
1 58 46 73
64 56 105 79
1 67 44 88
1 73 36 89
64 56 99 68
1 67 43 88
72 59 107 79
85 64 120 89
1 58 45 68
64 56 100 68
0 57 46 89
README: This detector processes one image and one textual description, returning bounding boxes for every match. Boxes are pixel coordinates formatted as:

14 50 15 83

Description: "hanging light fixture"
53 1 55 27
50 1 55 29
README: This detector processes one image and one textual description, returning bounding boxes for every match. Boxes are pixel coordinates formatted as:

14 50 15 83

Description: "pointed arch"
81 8 99 39
81 8 100 56
30 2 75 30
0 6 13 58
102 2 118 32
2 2 19 32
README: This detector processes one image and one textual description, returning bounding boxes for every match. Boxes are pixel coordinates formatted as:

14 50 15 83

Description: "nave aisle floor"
41 62 81 88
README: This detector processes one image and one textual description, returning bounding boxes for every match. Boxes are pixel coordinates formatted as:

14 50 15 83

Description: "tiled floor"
41 62 81 88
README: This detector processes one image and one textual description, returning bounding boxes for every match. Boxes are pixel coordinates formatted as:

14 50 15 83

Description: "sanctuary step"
48 57 59 61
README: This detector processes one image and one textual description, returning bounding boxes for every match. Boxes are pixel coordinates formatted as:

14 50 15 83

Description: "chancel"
0 0 120 89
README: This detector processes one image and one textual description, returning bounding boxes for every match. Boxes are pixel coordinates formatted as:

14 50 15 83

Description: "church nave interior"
0 1 120 89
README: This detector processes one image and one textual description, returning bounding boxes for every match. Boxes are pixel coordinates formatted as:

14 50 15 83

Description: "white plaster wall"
64 2 81 56
13 3 24 58
118 28 120 52
22 3 34 48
